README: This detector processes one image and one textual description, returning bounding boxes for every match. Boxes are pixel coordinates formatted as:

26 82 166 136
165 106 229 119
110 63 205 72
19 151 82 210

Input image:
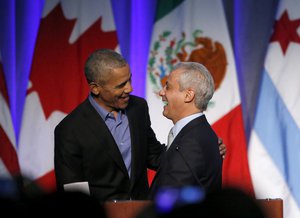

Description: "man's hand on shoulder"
218 138 226 159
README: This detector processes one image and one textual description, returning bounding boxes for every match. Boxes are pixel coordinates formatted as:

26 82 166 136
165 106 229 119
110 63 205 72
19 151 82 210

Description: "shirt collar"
173 112 203 138
88 94 124 121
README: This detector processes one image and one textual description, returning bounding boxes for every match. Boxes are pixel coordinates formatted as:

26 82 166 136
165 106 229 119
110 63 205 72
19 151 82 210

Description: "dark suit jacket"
149 115 222 199
54 95 163 202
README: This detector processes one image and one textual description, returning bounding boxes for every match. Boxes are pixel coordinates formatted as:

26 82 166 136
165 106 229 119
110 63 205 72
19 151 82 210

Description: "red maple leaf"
29 4 118 118
270 10 300 54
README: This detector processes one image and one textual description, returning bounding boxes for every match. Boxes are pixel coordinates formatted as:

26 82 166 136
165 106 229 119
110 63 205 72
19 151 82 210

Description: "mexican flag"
17 0 118 192
146 0 254 194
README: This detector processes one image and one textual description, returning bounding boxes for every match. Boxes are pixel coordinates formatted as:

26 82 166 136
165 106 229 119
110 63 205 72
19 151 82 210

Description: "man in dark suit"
149 62 223 199
54 49 163 201
55 49 225 202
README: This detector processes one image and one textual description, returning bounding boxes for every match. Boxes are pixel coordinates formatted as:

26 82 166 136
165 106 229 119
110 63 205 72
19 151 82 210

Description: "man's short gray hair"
174 62 215 111
84 49 128 84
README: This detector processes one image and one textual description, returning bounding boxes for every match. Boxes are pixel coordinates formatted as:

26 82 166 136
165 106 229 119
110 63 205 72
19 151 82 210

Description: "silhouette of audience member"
0 177 27 216
25 191 107 217
196 187 265 218
0 177 20 199
0 176 107 217
137 187 266 218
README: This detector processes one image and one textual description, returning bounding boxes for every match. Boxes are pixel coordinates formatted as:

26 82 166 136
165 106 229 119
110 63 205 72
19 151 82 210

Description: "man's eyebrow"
115 74 132 88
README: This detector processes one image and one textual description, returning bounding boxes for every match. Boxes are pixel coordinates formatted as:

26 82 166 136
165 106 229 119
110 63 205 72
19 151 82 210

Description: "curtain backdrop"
0 0 279 143
1 0 289 206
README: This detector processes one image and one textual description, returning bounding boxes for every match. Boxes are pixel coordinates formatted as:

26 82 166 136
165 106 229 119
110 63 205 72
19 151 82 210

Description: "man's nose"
159 88 165 96
124 82 133 93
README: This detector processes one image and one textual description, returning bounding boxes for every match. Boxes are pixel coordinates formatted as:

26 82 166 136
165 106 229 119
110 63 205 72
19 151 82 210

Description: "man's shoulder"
126 95 149 117
129 95 146 102
181 115 217 139
128 95 148 107
55 98 91 128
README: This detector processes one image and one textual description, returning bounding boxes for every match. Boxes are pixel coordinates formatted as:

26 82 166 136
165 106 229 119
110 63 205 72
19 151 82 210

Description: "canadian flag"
146 0 254 194
0 56 20 180
18 0 118 192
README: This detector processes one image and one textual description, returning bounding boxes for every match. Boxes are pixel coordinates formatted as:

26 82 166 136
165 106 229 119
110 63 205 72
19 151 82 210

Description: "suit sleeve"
175 129 222 192
54 122 84 190
142 99 164 171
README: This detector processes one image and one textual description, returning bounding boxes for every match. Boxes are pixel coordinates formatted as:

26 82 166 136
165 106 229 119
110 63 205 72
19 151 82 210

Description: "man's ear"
89 83 100 95
184 89 195 103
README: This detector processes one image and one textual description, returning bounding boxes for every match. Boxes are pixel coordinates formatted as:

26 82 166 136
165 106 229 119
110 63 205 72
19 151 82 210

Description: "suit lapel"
126 100 138 186
169 115 207 150
83 98 129 177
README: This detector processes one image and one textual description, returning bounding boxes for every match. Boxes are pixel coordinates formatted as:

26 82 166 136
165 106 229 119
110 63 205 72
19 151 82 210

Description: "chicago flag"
248 0 300 217
18 0 118 191
147 0 253 194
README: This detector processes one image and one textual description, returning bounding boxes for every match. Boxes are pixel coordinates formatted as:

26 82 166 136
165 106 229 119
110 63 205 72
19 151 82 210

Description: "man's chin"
118 96 130 107
118 101 129 110
162 110 169 119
